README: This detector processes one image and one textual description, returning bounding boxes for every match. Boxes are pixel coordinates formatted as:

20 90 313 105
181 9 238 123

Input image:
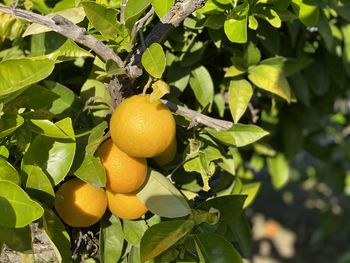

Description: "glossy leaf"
267 153 290 189
23 7 85 36
100 215 124 263
28 119 70 139
0 114 24 139
189 66 214 108
206 124 269 147
140 219 195 262
292 0 319 26
81 2 120 38
0 157 20 185
123 219 148 245
124 0 150 30
248 64 291 102
136 169 191 218
194 233 243 263
74 155 106 187
151 0 174 18
22 118 76 185
224 18 248 43
0 58 55 98
229 79 253 123
43 208 72 262
25 165 55 206
241 182 261 208
0 180 44 228
141 43 166 79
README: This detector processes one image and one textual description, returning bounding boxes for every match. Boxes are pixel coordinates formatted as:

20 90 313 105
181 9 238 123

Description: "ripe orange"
98 139 147 193
109 94 176 158
54 178 107 227
106 190 148 220
153 138 177 165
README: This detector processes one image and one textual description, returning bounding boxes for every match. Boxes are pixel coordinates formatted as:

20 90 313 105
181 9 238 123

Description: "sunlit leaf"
141 43 166 79
267 153 290 189
189 66 214 108
228 79 253 123
0 157 20 185
0 180 44 228
151 0 174 18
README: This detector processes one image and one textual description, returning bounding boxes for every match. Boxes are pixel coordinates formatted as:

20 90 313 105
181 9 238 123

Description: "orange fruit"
153 138 177 165
109 94 176 158
106 190 148 220
54 178 107 227
98 139 147 193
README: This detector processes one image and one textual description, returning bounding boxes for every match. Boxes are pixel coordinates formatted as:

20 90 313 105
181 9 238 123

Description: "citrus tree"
0 0 350 262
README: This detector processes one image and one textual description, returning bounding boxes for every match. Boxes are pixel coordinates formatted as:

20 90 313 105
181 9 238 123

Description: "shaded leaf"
137 169 191 218
123 219 148 245
267 153 290 189
194 233 243 263
0 225 32 252
140 220 195 262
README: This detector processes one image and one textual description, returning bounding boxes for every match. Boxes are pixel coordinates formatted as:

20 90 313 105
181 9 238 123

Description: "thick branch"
126 0 206 77
162 100 233 131
0 5 124 68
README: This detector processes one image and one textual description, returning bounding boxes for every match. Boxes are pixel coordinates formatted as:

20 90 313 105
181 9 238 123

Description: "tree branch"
126 0 206 78
0 5 124 68
162 100 233 131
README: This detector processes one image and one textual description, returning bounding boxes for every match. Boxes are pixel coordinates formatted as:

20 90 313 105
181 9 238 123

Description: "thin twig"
131 7 155 41
126 0 207 77
0 5 124 68
120 0 127 24
162 100 233 131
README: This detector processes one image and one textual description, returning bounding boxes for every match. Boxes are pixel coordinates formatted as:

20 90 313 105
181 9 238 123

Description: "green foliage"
0 0 350 261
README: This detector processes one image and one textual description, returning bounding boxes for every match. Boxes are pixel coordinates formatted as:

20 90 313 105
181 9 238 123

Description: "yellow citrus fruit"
153 138 177 165
109 94 176 158
54 178 107 227
98 139 147 193
106 190 148 220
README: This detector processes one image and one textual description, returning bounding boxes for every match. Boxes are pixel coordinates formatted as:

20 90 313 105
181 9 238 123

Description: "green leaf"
123 219 148 245
197 195 246 223
206 124 269 147
81 2 120 38
224 18 248 43
0 58 55 98
22 118 76 185
124 0 150 30
257 7 281 28
100 215 124 263
342 24 350 78
228 79 253 123
74 155 106 188
151 0 174 18
228 214 251 257
0 157 20 185
317 11 333 51
0 146 9 159
241 182 261 208
0 225 32 252
28 119 70 139
141 43 166 79
189 66 214 108
140 220 195 262
49 39 93 61
24 165 55 206
248 64 291 102
267 153 290 189
85 121 108 155
331 0 350 21
23 7 85 36
194 233 243 263
292 0 319 26
0 180 44 228
43 208 72 263
244 42 261 68
136 169 191 218
0 13 24 40
0 114 24 139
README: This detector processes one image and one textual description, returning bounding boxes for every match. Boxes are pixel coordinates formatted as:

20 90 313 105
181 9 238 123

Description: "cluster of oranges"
54 94 176 227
